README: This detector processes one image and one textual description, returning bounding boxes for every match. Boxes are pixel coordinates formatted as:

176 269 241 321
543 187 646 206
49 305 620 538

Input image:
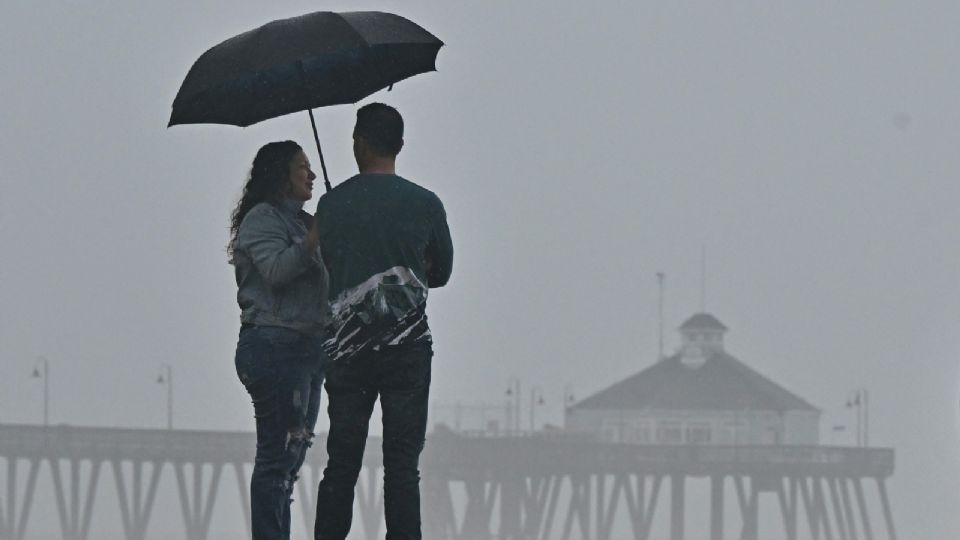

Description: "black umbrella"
168 11 443 191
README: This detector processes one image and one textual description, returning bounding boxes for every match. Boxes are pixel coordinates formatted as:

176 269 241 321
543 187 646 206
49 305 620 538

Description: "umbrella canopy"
169 11 443 128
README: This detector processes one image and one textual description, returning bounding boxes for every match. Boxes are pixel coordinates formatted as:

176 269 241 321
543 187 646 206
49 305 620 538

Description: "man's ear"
396 139 404 155
353 136 368 156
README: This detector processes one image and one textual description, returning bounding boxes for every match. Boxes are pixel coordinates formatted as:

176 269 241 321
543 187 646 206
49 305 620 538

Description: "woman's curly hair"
228 140 302 260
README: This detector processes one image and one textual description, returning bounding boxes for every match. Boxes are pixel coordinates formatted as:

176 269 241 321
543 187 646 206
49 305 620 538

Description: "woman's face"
285 150 316 201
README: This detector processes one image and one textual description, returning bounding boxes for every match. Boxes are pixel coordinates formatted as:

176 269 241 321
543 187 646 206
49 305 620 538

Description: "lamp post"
562 384 575 428
505 377 521 433
31 356 49 426
864 389 870 447
529 386 545 432
157 365 173 430
657 272 665 360
845 388 868 447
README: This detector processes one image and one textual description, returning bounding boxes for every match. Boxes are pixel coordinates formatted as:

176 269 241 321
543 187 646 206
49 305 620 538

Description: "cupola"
678 313 727 367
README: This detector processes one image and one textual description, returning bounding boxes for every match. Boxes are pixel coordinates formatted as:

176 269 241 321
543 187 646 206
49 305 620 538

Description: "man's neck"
358 158 396 175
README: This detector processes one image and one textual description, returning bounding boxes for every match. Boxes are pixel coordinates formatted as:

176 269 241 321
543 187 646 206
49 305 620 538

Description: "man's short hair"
354 103 404 156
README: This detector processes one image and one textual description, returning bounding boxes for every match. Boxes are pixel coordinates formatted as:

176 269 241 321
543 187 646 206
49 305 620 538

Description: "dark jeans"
314 342 432 540
235 326 326 540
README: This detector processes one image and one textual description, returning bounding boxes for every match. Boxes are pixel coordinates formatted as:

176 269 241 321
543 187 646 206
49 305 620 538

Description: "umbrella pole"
307 109 332 192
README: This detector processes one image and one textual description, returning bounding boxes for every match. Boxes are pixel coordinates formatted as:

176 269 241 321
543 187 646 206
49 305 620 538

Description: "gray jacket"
233 201 330 335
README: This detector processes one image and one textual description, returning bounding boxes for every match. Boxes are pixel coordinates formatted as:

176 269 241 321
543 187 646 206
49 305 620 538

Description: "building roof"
571 351 818 412
679 313 728 332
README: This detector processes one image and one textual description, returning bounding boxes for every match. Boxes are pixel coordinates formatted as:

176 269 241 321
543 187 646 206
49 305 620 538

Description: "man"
313 103 453 540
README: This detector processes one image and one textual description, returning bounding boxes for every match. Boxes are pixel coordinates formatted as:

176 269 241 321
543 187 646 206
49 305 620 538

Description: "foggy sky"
2 1 959 538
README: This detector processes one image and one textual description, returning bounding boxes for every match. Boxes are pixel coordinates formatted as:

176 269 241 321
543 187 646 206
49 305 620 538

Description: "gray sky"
2 1 959 538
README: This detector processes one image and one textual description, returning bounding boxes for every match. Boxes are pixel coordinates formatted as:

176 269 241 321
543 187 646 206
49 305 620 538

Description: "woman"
229 141 329 540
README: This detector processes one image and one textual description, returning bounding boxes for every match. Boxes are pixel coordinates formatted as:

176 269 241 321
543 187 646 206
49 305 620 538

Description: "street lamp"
505 377 521 433
157 364 173 430
529 386 545 431
562 384 576 429
31 356 49 426
563 385 576 409
845 389 869 447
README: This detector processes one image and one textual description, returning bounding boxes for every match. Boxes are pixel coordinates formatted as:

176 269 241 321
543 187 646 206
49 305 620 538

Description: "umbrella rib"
333 12 373 48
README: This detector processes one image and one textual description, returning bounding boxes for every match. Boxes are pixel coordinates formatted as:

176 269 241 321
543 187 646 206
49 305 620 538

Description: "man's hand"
304 213 320 253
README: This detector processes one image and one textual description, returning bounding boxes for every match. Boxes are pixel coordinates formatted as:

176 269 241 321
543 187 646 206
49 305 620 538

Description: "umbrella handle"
307 109 332 192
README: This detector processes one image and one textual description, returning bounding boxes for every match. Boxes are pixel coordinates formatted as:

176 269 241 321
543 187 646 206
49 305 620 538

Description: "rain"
1 1 959 539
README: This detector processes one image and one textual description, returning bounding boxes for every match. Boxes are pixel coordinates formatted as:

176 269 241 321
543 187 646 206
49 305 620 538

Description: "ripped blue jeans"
235 325 326 540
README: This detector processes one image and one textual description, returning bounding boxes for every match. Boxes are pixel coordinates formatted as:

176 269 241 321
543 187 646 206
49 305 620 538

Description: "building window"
601 419 621 442
725 419 748 445
626 421 651 444
686 422 712 444
656 421 683 444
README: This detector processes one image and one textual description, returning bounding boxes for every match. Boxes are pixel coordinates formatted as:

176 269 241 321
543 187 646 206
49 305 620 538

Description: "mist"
2 1 959 538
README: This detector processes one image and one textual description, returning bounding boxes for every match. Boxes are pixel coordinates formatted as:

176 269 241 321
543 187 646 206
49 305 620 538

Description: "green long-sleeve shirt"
315 173 453 361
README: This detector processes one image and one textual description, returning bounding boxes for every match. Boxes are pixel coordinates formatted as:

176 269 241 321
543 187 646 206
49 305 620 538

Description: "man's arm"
425 199 453 288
